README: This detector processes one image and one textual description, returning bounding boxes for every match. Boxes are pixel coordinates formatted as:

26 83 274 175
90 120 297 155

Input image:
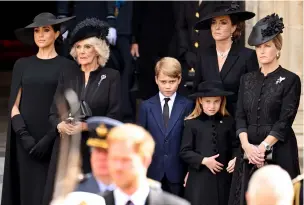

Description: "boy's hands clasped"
202 154 236 175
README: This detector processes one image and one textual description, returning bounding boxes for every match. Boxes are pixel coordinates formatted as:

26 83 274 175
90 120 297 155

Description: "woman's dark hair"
52 24 64 50
229 14 245 41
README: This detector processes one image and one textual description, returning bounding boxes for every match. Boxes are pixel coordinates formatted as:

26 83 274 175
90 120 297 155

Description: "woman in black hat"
1 12 75 205
42 18 121 205
49 17 121 175
228 13 301 205
194 1 259 116
180 81 239 205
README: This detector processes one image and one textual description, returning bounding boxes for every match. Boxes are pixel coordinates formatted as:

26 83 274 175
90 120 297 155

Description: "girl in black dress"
194 1 258 116
180 81 239 205
1 13 75 205
228 13 301 205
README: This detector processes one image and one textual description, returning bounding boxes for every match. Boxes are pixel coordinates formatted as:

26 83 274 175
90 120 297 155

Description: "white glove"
62 30 69 40
106 27 117 46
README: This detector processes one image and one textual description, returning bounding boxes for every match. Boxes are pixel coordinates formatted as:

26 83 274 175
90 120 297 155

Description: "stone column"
245 0 304 169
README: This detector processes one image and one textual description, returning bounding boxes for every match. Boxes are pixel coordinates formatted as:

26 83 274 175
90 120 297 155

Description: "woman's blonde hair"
185 96 229 120
272 34 283 59
70 37 110 67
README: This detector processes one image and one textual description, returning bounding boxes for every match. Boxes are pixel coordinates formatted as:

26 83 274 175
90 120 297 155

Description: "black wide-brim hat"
69 18 109 46
248 13 284 46
189 81 233 99
86 116 123 149
195 1 255 30
14 12 75 45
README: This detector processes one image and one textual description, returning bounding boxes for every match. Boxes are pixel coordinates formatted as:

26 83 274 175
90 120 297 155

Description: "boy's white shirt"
159 92 176 118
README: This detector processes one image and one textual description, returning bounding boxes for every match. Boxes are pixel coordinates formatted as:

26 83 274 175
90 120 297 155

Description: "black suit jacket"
194 43 259 116
103 189 190 205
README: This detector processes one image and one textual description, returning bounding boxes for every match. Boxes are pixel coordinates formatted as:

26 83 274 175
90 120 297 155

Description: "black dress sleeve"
193 55 202 92
106 71 121 120
269 75 301 142
245 50 259 73
235 75 248 136
49 68 66 129
229 118 240 158
180 120 204 170
8 58 24 113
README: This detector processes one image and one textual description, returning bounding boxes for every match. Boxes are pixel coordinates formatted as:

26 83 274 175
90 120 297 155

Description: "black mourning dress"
228 66 301 205
42 65 121 205
180 113 239 205
2 55 76 205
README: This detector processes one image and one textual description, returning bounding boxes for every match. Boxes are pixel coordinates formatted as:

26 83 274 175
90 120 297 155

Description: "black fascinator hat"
69 18 109 46
248 13 284 46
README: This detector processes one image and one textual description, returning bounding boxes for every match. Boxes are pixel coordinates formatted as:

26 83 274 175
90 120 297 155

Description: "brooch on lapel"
220 120 223 124
98 74 106 86
275 76 285 84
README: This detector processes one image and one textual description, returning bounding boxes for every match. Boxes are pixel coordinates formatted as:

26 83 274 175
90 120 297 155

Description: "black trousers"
161 174 184 197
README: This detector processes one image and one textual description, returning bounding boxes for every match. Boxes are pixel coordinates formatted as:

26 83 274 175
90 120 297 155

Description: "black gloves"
29 130 56 160
12 114 36 153
12 114 56 160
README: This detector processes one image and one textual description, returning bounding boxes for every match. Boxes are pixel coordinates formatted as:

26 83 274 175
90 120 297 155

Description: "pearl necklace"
216 49 230 59
216 43 232 59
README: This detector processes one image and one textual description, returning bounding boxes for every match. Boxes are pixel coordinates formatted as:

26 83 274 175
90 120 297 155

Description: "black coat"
103 188 190 205
42 65 121 205
50 65 121 172
195 43 259 116
228 66 301 205
180 113 239 205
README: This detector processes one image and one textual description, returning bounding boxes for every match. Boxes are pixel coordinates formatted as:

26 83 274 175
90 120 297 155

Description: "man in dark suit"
104 121 190 205
137 57 193 197
176 1 215 95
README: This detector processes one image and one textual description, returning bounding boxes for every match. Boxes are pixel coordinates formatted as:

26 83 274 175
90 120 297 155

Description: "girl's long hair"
185 96 230 120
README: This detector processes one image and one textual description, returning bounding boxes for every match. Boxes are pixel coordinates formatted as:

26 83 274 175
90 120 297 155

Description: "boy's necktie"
163 98 170 128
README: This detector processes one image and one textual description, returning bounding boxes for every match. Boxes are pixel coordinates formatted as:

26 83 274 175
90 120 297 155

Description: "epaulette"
77 173 92 183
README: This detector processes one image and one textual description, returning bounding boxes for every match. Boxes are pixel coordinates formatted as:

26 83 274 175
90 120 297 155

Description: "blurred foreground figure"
292 173 304 205
50 90 106 205
246 165 294 205
104 122 190 204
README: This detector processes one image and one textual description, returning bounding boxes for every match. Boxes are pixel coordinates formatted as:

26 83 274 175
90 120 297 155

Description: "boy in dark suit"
138 57 193 197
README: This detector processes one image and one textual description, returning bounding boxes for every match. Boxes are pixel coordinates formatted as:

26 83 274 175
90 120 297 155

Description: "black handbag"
65 100 92 124
243 145 273 161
